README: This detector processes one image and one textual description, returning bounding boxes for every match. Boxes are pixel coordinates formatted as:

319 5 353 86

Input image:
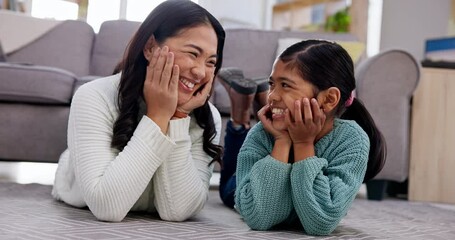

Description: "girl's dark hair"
111 0 225 164
279 39 386 182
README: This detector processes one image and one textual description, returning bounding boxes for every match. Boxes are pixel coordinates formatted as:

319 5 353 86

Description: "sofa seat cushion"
0 63 76 104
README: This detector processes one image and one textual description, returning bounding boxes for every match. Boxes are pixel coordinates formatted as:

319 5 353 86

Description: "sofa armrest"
0 62 76 104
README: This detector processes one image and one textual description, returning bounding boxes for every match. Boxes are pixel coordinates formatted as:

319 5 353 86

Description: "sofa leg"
366 180 388 201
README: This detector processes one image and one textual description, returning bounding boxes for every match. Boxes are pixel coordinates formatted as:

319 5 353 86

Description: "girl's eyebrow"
276 76 297 85
184 44 218 58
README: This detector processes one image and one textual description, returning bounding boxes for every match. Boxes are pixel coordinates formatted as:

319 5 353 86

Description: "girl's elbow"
305 226 335 236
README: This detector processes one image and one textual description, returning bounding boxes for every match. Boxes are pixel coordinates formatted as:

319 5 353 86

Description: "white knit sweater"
52 73 221 222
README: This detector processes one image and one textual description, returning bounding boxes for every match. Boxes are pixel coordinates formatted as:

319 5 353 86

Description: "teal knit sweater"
234 118 369 235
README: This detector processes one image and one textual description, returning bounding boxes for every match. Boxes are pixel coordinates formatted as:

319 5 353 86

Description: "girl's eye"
268 80 274 87
189 52 198 57
281 83 289 88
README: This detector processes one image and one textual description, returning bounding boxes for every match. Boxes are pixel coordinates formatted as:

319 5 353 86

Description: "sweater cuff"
168 117 191 141
135 116 175 153
292 156 328 179
252 156 292 180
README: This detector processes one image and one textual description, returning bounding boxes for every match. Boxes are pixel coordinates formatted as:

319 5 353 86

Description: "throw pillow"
276 37 365 64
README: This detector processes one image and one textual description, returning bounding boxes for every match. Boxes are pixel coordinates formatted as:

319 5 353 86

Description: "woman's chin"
177 93 193 108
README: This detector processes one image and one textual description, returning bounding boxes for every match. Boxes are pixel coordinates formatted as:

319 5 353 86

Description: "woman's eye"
268 81 274 87
207 60 217 67
281 83 289 88
189 52 198 58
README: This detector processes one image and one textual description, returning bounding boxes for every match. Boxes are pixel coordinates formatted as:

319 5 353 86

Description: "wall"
380 0 451 61
198 0 276 29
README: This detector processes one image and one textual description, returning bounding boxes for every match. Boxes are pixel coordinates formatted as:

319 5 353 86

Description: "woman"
52 0 225 222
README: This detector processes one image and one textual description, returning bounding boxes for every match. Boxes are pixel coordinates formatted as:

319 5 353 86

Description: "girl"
222 39 386 235
52 0 225 222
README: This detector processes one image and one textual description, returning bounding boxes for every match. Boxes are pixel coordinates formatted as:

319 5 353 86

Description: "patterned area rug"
1 183 455 239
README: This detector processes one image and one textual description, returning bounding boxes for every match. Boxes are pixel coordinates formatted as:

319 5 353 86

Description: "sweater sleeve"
152 103 221 221
290 125 369 235
234 124 293 230
69 84 175 222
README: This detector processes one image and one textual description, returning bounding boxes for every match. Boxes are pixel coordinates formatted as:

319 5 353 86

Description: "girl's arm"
234 123 294 230
290 124 369 235
152 103 221 221
70 83 176 222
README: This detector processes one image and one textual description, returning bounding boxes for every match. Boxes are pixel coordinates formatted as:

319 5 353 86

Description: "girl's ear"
318 87 340 113
143 35 157 61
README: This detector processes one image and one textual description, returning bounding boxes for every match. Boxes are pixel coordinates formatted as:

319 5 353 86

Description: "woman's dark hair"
111 0 225 164
279 39 386 182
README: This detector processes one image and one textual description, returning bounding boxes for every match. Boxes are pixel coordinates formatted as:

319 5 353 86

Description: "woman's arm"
69 82 176 222
234 123 293 230
152 103 221 221
290 125 369 235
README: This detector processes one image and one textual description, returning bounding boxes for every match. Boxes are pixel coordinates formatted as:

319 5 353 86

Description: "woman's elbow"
159 209 198 222
91 209 127 222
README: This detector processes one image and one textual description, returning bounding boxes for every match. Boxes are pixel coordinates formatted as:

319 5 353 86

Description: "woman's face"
268 59 319 131
161 24 218 106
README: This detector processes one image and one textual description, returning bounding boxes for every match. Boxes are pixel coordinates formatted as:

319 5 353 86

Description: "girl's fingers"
284 108 292 126
257 105 270 122
294 99 302 123
311 98 321 122
302 98 313 124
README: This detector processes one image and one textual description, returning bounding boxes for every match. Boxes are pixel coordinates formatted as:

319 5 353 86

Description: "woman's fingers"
160 51 174 88
169 64 179 92
152 46 168 84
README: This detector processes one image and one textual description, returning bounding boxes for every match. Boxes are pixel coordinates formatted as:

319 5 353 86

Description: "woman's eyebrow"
184 44 218 58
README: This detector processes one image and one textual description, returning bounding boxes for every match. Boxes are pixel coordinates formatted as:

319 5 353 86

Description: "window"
31 0 78 20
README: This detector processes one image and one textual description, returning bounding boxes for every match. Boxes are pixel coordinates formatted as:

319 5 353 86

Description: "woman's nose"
191 63 206 80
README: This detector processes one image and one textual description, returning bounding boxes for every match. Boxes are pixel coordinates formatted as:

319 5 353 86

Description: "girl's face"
268 59 320 131
161 24 218 106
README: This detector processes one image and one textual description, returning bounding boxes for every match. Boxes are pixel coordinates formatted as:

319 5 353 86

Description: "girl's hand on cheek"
257 105 291 143
143 46 179 131
177 77 213 114
286 98 326 144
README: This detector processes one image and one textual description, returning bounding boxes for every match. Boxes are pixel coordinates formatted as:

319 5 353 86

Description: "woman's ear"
143 35 156 61
318 87 340 113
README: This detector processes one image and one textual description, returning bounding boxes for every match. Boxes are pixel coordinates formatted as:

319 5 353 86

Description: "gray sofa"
0 17 420 200
0 19 139 163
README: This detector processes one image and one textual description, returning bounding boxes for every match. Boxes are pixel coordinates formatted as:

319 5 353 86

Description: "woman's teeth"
180 78 195 89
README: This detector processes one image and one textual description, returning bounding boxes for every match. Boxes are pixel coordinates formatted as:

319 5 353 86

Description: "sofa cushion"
90 20 141 76
0 63 76 104
7 20 95 77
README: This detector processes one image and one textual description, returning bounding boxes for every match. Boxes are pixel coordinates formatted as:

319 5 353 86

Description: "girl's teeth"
272 108 284 114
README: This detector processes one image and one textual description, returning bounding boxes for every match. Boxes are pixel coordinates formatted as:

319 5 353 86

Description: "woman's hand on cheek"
258 105 291 143
177 77 213 114
286 98 326 144
144 46 179 132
